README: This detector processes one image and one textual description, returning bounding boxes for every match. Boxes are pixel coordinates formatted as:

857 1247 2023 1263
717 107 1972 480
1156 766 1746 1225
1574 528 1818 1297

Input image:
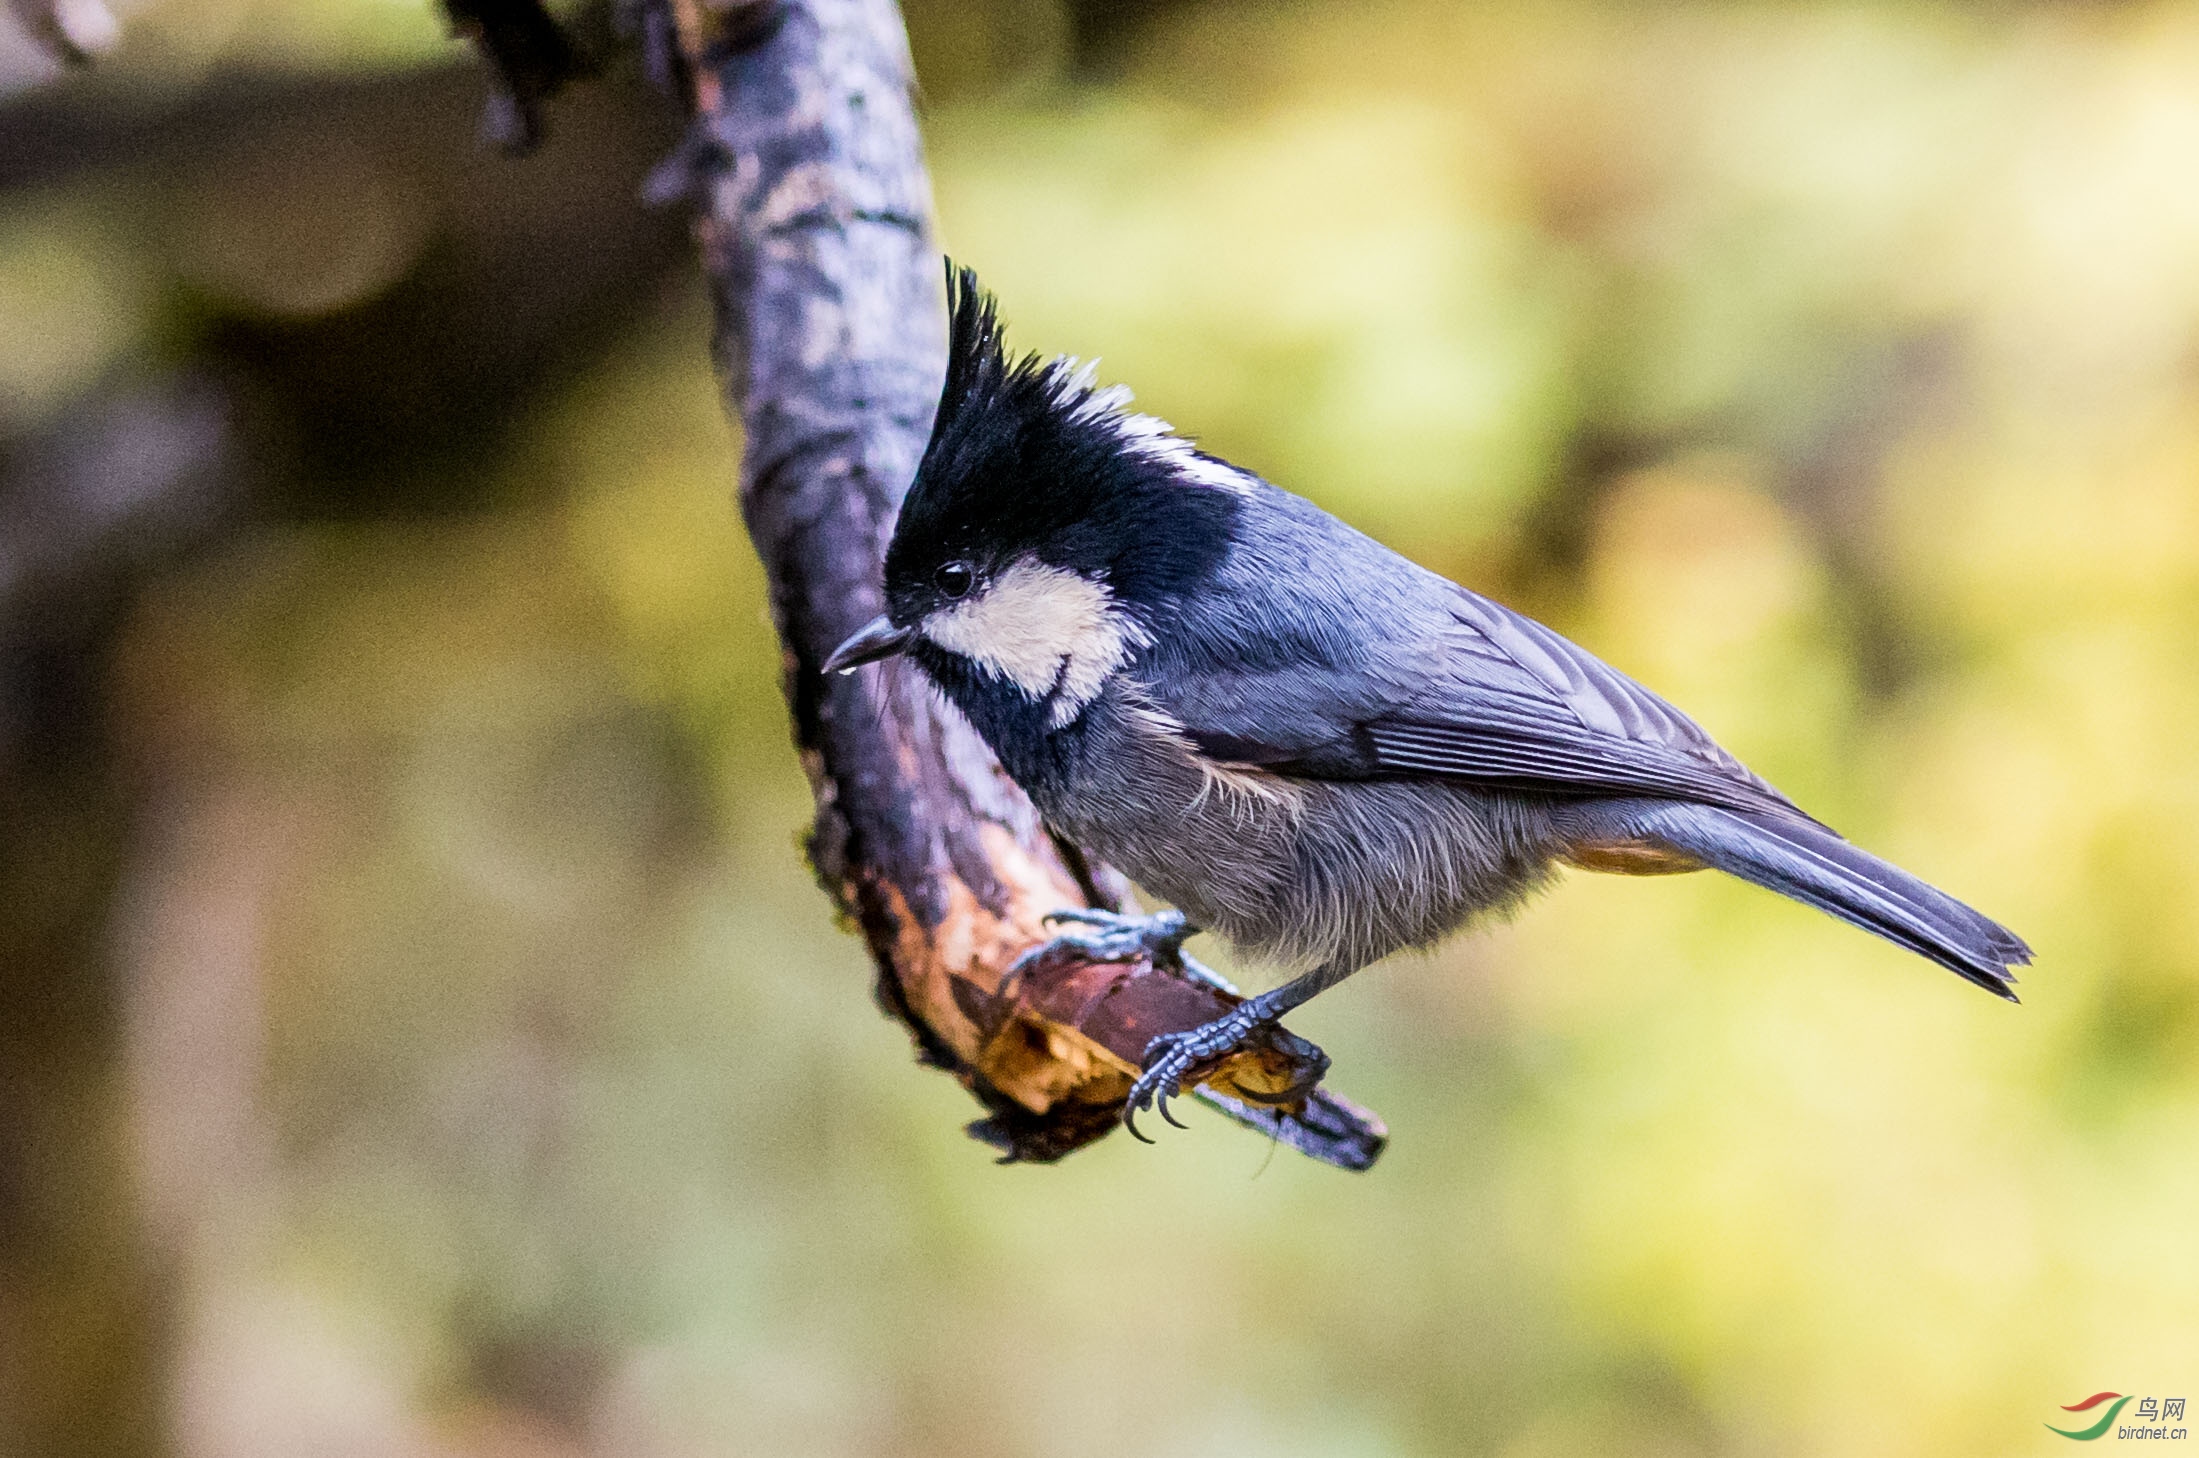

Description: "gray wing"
1134 487 1798 816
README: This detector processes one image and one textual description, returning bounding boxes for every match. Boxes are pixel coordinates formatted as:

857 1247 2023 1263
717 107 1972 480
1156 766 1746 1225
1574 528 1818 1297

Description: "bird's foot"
1017 906 1191 963
1123 992 1283 1142
1008 907 1235 989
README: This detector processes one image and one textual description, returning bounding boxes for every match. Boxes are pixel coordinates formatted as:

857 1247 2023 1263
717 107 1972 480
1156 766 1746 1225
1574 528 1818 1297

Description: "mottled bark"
653 0 1384 1165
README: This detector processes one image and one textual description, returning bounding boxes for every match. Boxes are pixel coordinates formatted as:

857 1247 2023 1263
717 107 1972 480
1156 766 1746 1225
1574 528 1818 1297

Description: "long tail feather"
1596 800 2031 1000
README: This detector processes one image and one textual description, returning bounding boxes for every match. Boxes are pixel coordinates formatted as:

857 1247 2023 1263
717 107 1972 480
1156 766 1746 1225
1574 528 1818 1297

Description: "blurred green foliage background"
1 1 2194 1455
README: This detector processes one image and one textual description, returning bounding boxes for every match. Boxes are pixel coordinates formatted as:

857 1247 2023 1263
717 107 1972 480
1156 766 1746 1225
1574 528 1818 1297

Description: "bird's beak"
823 614 913 675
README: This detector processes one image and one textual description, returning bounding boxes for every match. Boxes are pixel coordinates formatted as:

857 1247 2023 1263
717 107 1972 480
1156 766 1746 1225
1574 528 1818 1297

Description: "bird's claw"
1122 1005 1267 1142
1009 906 1240 989
1007 906 1194 970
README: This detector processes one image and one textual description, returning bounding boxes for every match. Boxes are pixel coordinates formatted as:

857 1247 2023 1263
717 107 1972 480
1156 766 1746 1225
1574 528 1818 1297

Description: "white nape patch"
1116 414 1254 494
1041 357 1253 496
920 556 1152 726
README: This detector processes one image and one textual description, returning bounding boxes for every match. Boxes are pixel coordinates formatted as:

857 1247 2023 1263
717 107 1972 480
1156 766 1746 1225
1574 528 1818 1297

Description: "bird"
827 264 2030 1138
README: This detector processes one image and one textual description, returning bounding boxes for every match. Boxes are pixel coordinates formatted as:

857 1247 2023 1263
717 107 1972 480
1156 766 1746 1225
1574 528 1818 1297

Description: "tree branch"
641 0 1385 1165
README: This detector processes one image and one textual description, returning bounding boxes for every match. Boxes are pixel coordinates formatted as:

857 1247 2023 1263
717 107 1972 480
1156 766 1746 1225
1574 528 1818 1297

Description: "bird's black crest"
938 263 1013 445
885 263 1242 621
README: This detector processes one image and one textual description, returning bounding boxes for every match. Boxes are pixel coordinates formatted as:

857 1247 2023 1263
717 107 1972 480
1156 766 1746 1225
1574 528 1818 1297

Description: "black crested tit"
828 265 2030 1137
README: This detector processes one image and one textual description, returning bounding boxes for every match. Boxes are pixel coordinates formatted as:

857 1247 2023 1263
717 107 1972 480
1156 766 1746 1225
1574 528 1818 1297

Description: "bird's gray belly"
1041 711 1564 972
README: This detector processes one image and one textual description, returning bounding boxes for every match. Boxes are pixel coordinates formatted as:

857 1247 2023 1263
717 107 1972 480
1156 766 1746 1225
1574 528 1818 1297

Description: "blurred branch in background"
0 383 220 1458
0 37 688 1458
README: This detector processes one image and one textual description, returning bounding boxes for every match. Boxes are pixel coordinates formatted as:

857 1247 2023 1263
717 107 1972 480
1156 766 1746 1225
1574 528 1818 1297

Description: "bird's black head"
828 264 1245 731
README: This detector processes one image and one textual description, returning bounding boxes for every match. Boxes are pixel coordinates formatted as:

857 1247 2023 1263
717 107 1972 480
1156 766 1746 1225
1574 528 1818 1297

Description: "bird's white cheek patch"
921 557 1149 726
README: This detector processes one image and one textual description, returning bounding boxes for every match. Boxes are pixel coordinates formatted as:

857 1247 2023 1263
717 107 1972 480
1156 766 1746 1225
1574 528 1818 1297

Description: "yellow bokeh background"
3 1 2194 1454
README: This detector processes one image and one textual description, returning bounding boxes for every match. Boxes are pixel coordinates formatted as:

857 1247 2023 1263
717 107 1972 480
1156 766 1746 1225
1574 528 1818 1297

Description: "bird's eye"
935 561 975 599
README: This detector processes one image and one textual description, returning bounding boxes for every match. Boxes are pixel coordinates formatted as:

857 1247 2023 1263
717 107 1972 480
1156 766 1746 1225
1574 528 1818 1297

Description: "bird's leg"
1124 959 1355 1140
